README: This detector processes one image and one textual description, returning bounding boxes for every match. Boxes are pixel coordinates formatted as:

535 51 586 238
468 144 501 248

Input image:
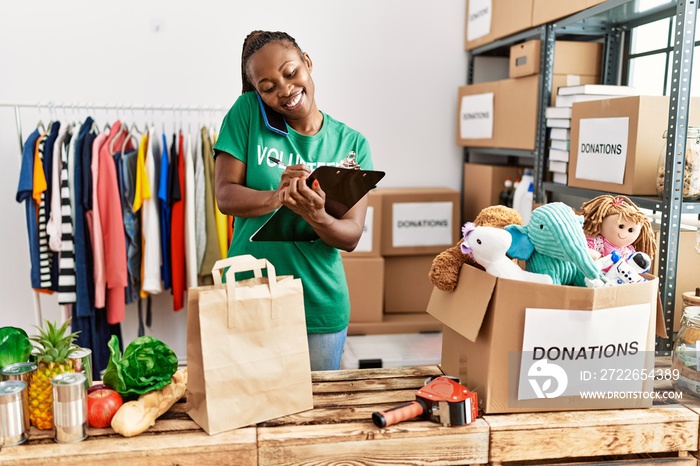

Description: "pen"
268 156 287 169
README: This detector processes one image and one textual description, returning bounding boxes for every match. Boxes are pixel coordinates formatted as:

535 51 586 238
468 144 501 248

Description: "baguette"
111 368 188 437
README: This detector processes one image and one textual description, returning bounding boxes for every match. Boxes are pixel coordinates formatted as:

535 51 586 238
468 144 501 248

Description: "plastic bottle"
510 179 520 208
521 180 534 224
498 178 514 207
512 169 534 222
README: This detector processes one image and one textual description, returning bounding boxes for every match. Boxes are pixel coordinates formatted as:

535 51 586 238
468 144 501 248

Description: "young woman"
213 30 373 371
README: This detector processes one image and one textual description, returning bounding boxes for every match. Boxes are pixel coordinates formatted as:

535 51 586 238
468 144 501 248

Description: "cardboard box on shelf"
465 0 534 51
384 254 437 314
509 40 602 79
341 191 382 258
568 96 700 195
347 313 443 336
531 0 589 26
457 76 539 150
651 228 700 332
374 187 460 257
428 264 664 414
343 256 384 323
462 163 524 222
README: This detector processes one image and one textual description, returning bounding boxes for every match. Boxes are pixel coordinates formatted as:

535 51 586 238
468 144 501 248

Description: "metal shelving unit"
463 0 698 354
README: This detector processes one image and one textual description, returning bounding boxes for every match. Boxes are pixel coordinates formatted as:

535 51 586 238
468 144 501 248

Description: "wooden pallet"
0 401 257 465
484 407 698 465
257 365 490 466
1 361 700 465
500 454 697 465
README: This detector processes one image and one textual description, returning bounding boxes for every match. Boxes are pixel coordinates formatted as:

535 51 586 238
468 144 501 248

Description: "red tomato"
87 388 123 428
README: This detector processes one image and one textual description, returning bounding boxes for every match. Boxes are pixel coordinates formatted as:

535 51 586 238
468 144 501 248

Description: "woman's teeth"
286 92 302 108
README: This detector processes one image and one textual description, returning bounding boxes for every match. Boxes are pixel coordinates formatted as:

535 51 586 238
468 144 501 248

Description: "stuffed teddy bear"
461 223 553 284
428 205 523 292
579 194 657 268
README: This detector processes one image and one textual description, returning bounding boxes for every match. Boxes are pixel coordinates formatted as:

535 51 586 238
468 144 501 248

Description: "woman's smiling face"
247 41 317 124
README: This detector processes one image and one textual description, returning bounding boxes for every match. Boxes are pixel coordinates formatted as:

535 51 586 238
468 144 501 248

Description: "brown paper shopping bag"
186 255 314 435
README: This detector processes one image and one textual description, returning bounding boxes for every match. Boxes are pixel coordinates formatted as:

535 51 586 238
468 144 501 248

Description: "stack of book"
546 84 640 185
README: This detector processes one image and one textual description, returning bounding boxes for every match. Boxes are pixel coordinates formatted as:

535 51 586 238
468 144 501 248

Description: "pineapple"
28 319 79 430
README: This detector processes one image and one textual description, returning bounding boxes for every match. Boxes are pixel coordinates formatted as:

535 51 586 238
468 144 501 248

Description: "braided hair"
241 30 303 94
580 194 657 259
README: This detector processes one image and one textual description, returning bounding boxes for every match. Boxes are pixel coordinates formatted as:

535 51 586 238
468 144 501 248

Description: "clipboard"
251 166 385 242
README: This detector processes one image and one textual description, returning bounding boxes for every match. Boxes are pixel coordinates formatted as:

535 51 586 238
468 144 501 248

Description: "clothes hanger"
101 104 111 133
88 103 98 134
36 103 46 133
42 101 55 133
108 120 128 155
126 107 145 137
119 125 139 157
148 104 155 132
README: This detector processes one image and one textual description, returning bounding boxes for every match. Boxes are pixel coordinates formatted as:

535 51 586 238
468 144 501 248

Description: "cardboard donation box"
465 0 533 51
384 255 436 314
531 0 607 27
462 163 524 222
457 76 539 150
341 191 382 258
427 264 663 414
509 40 602 105
569 96 700 195
652 228 700 332
509 40 602 79
374 187 460 256
344 256 384 323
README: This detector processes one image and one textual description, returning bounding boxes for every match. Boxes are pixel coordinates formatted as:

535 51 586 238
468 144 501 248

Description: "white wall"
0 0 467 360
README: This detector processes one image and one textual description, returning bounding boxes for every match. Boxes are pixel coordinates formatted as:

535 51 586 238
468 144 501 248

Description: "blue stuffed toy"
505 202 605 287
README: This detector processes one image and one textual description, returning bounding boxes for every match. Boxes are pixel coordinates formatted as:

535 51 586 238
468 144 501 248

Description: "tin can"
0 380 28 446
51 372 87 443
0 362 36 433
68 347 93 389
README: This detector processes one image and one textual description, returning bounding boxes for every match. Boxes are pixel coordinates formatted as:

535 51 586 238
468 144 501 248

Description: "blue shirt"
16 129 42 289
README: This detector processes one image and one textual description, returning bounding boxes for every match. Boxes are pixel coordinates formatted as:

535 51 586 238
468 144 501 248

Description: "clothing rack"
1 101 228 154
2 101 228 327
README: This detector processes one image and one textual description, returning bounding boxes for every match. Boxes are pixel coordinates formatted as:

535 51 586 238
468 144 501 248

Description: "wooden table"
1 363 699 465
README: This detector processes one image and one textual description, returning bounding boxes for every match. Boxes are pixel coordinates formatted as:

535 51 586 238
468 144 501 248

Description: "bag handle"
211 255 279 328
210 255 264 285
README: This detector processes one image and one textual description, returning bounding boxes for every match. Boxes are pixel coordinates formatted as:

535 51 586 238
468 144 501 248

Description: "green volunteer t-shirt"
213 91 373 333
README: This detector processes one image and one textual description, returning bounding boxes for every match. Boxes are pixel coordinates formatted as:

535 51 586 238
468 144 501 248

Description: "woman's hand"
278 169 328 225
275 163 367 252
276 164 311 191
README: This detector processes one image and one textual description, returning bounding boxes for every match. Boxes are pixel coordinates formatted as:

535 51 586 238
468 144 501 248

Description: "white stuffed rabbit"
461 223 553 285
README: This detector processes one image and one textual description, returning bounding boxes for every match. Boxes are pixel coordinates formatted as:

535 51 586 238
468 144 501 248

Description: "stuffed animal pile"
429 195 656 290
428 205 523 292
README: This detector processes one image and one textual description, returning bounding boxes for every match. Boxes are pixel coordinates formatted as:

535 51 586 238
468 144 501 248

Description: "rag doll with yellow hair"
580 194 657 266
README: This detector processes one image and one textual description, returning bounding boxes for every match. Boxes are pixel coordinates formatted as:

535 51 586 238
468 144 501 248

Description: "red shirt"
170 131 186 311
97 121 131 324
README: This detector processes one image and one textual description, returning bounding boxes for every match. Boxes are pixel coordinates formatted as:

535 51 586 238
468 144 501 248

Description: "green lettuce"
103 335 179 398
0 326 33 368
